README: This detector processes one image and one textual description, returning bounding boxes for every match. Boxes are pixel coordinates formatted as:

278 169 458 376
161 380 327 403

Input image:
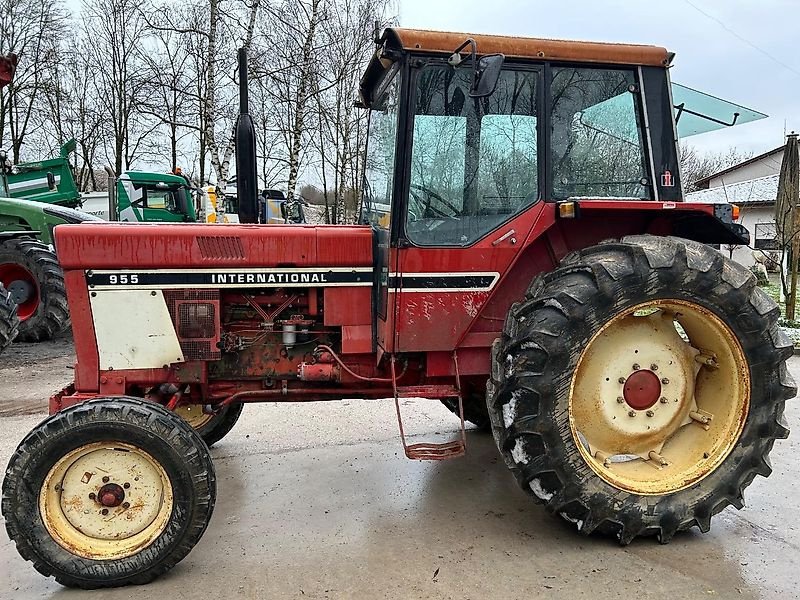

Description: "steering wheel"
409 183 461 219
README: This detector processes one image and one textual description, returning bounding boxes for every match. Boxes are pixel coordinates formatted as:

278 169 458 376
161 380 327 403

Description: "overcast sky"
398 0 799 156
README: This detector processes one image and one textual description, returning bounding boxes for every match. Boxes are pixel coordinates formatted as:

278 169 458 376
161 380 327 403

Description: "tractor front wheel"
2 397 216 588
0 283 19 354
174 402 244 447
0 238 69 342
488 235 795 544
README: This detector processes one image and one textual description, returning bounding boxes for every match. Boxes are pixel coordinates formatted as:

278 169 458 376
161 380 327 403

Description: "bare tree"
0 0 70 161
680 144 754 192
42 41 105 190
312 0 394 222
83 0 154 174
204 0 261 190
139 22 195 172
257 0 326 203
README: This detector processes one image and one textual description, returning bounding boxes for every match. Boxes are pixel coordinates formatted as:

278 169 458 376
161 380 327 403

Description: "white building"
686 146 784 267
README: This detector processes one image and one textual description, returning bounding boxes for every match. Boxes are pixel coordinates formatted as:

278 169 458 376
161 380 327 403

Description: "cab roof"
385 28 670 66
360 27 671 106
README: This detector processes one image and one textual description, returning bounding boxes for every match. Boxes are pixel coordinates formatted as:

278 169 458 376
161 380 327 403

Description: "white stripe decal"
85 268 502 292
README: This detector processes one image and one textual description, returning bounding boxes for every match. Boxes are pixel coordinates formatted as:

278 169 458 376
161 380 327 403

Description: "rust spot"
61 495 84 512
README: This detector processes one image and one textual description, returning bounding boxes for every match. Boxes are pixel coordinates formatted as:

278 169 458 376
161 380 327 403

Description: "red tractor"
3 29 794 588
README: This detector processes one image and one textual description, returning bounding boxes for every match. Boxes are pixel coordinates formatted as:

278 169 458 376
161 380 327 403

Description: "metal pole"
104 166 117 221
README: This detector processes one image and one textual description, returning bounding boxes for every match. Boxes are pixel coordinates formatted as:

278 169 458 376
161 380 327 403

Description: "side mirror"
470 53 505 98
46 171 56 190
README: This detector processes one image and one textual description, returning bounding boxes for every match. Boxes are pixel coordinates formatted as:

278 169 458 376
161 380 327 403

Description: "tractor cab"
115 172 196 223
260 189 307 224
358 29 702 354
359 29 682 251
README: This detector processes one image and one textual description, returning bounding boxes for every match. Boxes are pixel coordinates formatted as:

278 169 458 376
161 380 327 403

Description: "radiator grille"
178 302 216 338
164 290 221 360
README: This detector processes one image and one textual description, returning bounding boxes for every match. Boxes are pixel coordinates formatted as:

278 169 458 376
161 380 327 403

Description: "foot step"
404 440 465 460
391 353 466 461
395 385 460 399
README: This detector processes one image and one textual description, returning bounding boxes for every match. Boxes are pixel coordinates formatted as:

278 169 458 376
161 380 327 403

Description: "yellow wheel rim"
174 404 214 429
569 299 750 495
39 442 174 560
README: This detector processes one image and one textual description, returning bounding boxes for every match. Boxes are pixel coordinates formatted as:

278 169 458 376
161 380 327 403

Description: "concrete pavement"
0 341 797 599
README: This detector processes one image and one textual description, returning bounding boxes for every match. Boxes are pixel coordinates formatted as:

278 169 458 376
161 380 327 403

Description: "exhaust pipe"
104 166 117 221
235 48 258 224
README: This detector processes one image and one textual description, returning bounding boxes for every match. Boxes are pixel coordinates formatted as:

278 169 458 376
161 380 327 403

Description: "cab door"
391 62 542 352
362 64 403 355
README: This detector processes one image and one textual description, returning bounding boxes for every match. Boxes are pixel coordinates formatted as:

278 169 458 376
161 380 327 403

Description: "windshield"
405 64 539 246
550 67 649 199
131 184 187 214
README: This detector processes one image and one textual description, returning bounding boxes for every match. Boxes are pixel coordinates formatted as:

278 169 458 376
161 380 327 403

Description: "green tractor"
0 194 101 344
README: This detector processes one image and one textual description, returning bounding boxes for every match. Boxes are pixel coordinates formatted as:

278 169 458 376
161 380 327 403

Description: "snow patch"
529 478 554 501
520 341 539 350
510 439 529 464
559 513 584 531
502 390 522 427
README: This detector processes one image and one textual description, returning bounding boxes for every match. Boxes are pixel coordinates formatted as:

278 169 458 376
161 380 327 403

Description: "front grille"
164 290 221 360
178 302 216 339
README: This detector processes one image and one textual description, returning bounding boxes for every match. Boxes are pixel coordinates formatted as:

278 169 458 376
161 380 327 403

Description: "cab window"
363 68 400 229
550 67 649 199
405 64 539 246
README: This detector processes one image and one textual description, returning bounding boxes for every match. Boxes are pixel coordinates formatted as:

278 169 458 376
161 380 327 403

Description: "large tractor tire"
174 402 244 447
0 283 19 354
2 397 216 588
441 391 491 432
0 238 69 342
487 235 795 544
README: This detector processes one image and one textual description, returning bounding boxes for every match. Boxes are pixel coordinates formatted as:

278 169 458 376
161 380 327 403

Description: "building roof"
693 145 783 188
685 173 778 205
384 28 671 67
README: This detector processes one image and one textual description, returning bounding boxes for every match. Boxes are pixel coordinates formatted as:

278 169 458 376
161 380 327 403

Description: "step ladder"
391 351 467 460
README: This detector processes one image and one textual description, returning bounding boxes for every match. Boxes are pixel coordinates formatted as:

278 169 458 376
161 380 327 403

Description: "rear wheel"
440 391 491 432
0 283 19 354
2 397 216 588
488 235 795 544
174 402 244 447
0 238 69 342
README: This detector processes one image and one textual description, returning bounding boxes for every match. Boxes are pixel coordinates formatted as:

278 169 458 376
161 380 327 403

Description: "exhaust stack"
235 47 258 223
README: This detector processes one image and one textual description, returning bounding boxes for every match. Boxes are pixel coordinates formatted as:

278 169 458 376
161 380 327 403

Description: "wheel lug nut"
632 363 640 370
650 364 658 371
628 410 636 417
661 377 669 385
88 493 96 500
618 377 626 384
122 502 130 509
102 476 110 483
646 410 654 417
123 482 130 489
660 397 669 404
101 508 109 515
616 396 625 404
